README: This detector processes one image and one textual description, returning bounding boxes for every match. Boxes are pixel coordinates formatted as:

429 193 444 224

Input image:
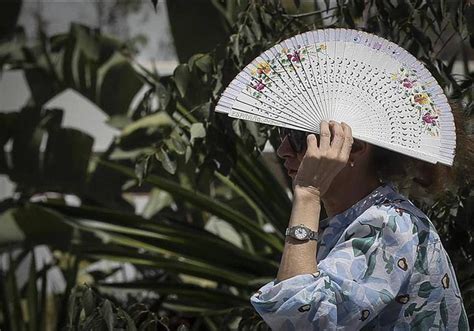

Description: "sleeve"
250 206 418 331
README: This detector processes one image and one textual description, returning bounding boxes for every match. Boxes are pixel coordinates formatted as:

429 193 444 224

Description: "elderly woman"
250 120 468 330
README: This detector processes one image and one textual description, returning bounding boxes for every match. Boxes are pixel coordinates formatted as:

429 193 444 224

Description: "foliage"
0 0 473 330
0 250 46 331
67 285 176 331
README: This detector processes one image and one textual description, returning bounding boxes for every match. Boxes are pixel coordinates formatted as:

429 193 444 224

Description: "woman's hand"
293 120 353 197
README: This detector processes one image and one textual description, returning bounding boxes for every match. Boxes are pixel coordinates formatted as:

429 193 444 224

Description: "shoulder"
347 201 441 246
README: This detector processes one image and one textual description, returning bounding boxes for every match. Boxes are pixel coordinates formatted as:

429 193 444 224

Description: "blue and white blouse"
251 183 468 330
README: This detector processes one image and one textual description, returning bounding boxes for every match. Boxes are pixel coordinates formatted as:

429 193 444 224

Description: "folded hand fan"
215 28 455 166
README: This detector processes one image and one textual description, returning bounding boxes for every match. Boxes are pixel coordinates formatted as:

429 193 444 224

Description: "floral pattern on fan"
305 43 327 63
278 43 326 70
315 43 327 52
280 46 308 69
391 67 440 136
246 44 326 98
247 61 274 98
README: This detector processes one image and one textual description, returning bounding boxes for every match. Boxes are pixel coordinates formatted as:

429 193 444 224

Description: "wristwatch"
285 224 319 241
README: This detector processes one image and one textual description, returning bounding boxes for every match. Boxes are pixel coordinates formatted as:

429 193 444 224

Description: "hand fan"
215 28 455 166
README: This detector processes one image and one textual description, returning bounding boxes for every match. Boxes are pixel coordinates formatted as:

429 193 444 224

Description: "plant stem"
282 6 339 18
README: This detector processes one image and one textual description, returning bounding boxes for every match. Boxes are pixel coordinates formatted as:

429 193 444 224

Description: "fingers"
340 122 354 160
309 120 353 160
294 121 354 196
329 121 345 151
319 120 331 151
305 133 319 156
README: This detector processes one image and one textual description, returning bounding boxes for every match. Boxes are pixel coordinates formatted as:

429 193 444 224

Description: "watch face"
294 227 308 240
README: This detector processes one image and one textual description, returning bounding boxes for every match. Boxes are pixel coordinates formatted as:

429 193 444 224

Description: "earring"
350 161 355 168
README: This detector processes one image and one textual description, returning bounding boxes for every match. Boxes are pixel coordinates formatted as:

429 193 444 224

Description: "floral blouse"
251 183 468 330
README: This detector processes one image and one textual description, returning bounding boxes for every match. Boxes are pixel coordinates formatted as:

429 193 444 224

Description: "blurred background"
0 0 473 330
1 0 178 196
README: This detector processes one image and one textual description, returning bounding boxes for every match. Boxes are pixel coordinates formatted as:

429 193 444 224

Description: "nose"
276 136 297 159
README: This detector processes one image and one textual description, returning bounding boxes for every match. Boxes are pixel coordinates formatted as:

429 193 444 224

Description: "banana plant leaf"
98 159 284 252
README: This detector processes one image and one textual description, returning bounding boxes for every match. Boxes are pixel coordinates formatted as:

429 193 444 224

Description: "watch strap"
285 225 319 241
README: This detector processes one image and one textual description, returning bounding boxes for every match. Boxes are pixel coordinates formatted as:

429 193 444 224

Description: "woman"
250 120 468 330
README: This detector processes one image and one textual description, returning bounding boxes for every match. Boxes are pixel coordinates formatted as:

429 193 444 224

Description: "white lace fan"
215 28 456 166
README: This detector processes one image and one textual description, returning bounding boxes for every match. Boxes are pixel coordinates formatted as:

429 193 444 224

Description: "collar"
319 181 404 232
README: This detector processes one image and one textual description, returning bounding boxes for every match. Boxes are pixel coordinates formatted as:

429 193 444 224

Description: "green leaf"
97 160 284 252
27 251 38 331
82 310 101 330
190 123 206 144
410 310 436 330
84 249 266 288
59 254 80 328
3 205 74 248
417 281 435 298
174 64 191 98
166 129 187 155
117 307 137 331
101 300 114 331
464 4 474 47
83 288 96 316
42 201 279 275
231 35 240 60
242 25 256 45
74 24 100 61
230 145 291 233
404 301 430 317
389 1 412 21
190 54 213 73
465 4 474 32
382 250 394 274
106 115 133 130
99 281 249 307
141 188 173 219
156 82 170 110
88 241 271 290
44 127 94 193
405 303 417 317
342 7 355 28
135 155 150 186
185 145 192 163
379 288 394 304
387 215 397 232
24 68 60 106
215 172 270 227
4 253 25 331
244 121 267 149
155 147 177 175
249 16 262 41
10 107 44 184
67 286 81 329
352 236 376 257
362 248 378 279
0 112 18 151
121 112 173 137
440 296 448 327
97 52 143 117
0 209 26 244
38 267 48 331
458 308 468 330
414 246 428 275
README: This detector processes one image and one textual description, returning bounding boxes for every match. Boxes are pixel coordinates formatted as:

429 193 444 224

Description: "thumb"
306 134 319 154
